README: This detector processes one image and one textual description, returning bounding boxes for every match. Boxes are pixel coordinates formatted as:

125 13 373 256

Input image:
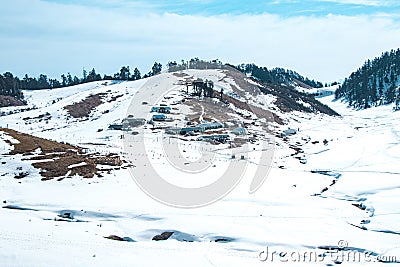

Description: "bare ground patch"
183 91 283 130
1 128 78 155
64 93 106 118
221 66 339 116
184 98 232 123
0 95 26 107
220 68 261 98
173 72 190 78
1 128 122 180
219 92 284 125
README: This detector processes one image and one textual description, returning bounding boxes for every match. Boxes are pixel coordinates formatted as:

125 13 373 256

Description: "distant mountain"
335 48 400 110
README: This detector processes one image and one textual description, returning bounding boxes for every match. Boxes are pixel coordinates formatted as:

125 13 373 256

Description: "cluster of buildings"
108 104 248 144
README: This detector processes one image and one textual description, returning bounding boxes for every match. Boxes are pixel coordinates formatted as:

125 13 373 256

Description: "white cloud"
0 0 400 82
317 0 397 7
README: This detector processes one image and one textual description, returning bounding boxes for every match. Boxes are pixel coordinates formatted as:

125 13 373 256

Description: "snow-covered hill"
0 69 399 266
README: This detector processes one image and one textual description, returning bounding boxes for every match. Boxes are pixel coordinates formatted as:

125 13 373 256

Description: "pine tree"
67 73 73 86
83 68 87 81
38 74 50 88
119 66 130 80
73 76 80 85
336 48 400 109
132 68 141 80
86 68 101 82
151 62 162 76
395 87 400 111
61 74 67 87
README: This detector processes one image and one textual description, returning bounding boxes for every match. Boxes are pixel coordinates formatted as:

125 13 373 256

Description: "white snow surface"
0 70 399 266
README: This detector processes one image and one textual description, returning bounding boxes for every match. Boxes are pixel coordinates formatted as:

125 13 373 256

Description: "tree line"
234 63 324 89
335 48 400 110
167 58 223 72
166 59 325 90
0 62 163 100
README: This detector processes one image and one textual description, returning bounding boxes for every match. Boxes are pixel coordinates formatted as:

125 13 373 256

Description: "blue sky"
1 0 400 82
44 0 400 16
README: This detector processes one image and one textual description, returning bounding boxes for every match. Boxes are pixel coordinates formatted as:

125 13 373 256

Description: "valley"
0 68 399 266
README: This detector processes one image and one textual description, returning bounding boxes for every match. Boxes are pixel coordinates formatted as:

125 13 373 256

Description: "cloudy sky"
1 0 400 82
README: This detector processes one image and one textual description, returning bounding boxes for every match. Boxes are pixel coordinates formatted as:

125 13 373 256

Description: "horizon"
1 0 400 83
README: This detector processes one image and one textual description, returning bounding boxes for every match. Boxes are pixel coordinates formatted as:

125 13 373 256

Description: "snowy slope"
0 70 399 266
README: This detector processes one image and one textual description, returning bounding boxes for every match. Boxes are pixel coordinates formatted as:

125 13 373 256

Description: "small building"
197 134 230 143
197 122 224 131
281 128 297 137
108 124 123 130
180 127 203 135
151 106 171 114
315 90 334 98
152 114 167 122
122 117 146 129
165 127 181 135
231 127 247 136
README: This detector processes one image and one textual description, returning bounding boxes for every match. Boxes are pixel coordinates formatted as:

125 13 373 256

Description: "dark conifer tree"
335 48 400 109
132 67 141 80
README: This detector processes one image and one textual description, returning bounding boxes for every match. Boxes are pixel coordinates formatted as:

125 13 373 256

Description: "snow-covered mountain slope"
0 70 399 266
1 79 146 150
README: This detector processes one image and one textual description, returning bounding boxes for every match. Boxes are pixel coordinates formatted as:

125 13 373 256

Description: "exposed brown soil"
152 231 174 241
179 67 283 129
258 82 339 116
220 92 284 125
173 72 190 78
184 91 283 133
220 66 339 116
0 95 25 107
105 235 125 241
184 98 232 123
1 128 122 180
231 138 248 147
1 128 78 155
221 68 260 98
293 78 313 89
64 93 106 118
